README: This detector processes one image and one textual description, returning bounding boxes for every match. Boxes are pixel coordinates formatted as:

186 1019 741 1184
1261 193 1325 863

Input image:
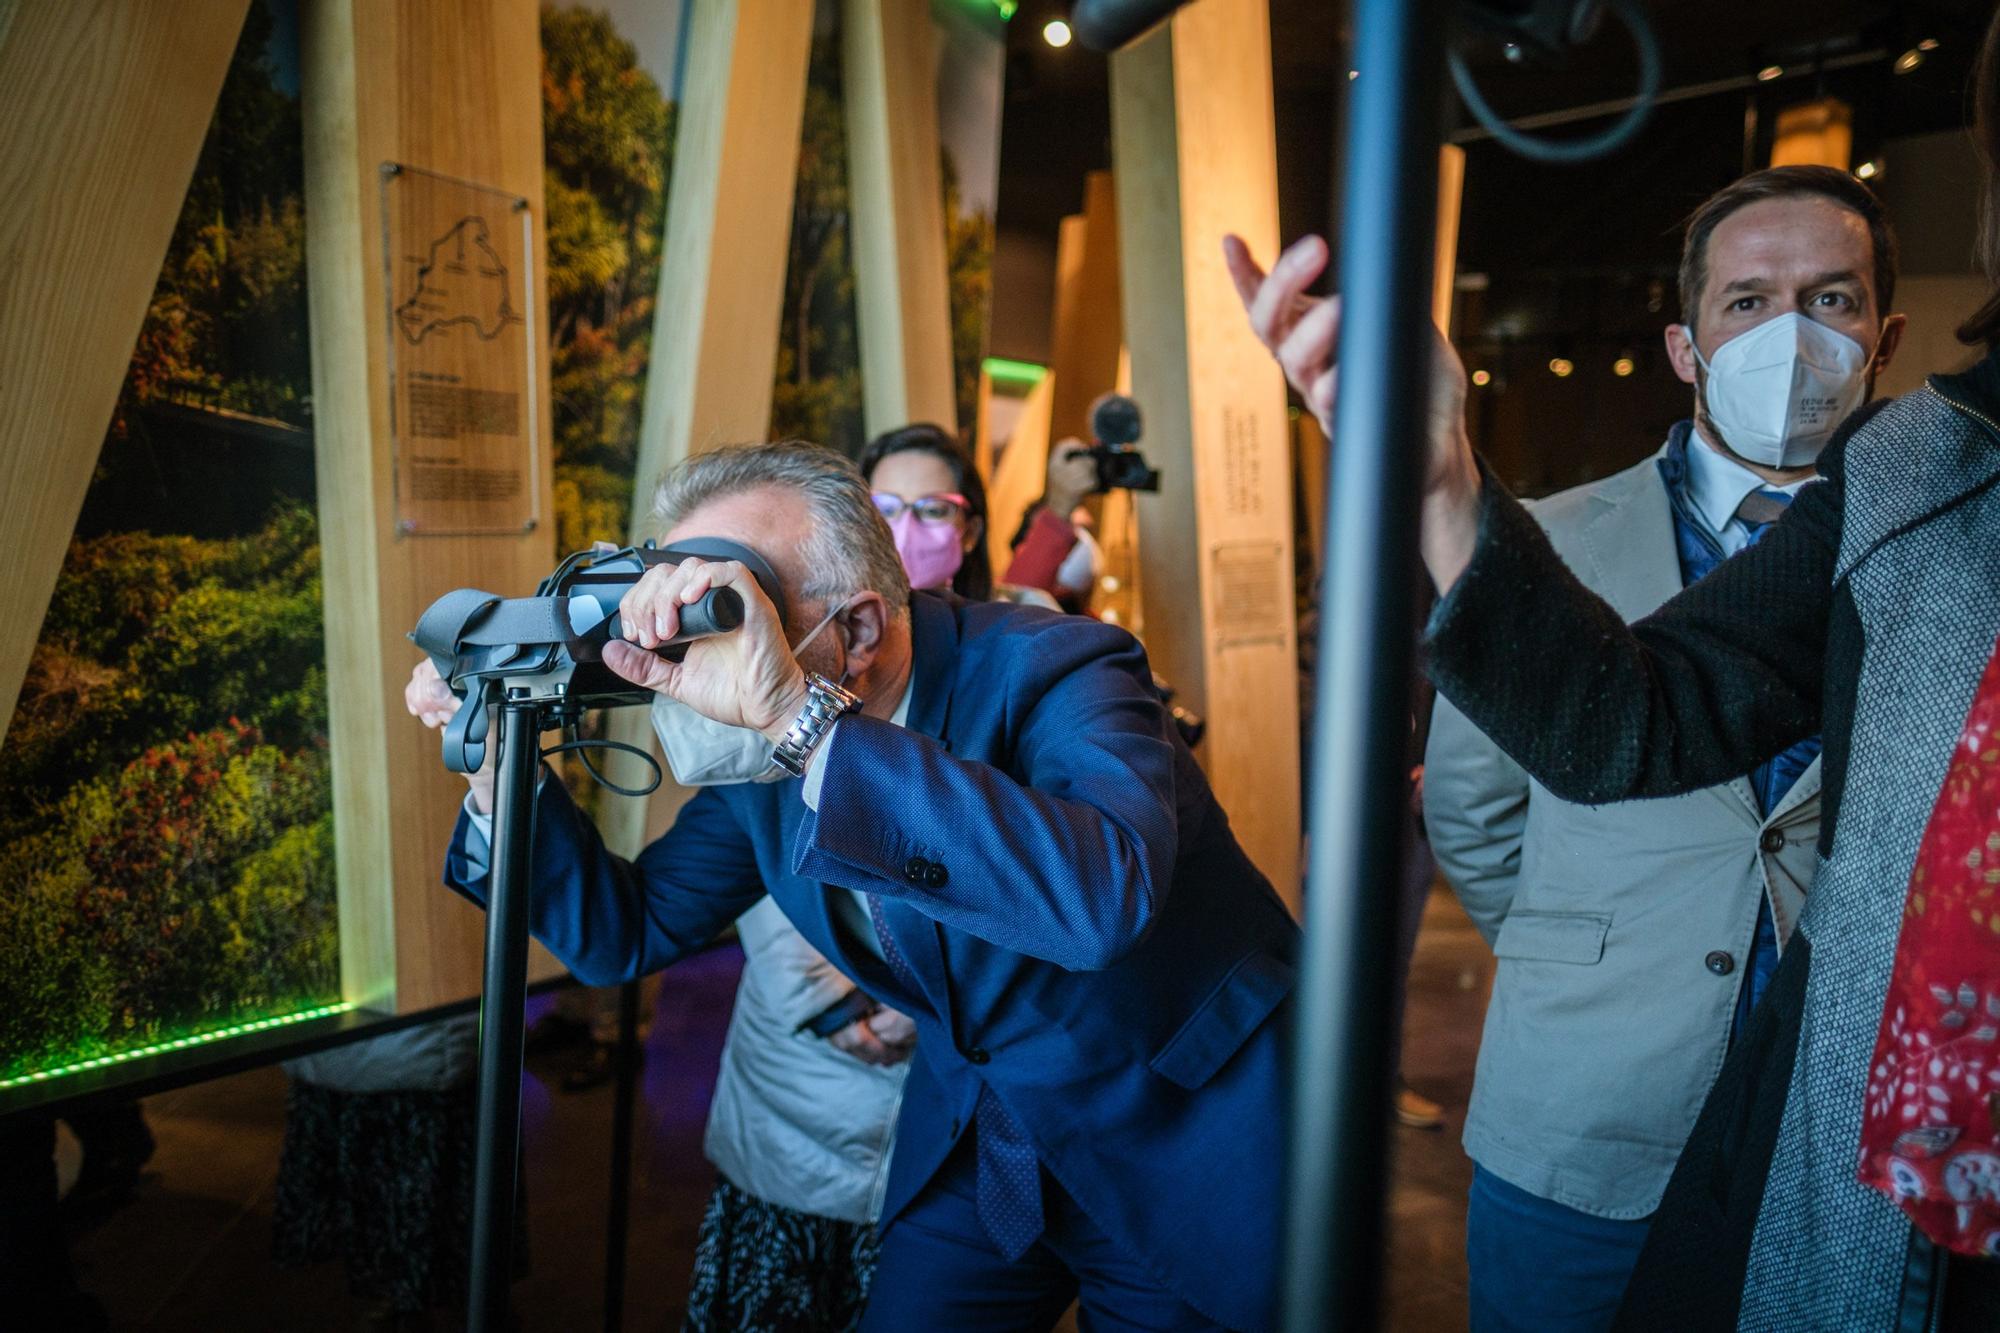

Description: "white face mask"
649 597 854 786
1688 313 1873 469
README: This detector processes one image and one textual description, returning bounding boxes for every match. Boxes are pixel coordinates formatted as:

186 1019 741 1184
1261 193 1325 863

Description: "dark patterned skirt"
683 1178 881 1333
272 1080 525 1315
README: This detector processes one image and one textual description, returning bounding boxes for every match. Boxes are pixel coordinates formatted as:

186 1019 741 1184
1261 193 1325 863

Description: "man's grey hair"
651 441 911 621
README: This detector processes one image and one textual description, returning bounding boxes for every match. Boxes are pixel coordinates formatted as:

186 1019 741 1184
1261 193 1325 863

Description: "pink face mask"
889 510 966 590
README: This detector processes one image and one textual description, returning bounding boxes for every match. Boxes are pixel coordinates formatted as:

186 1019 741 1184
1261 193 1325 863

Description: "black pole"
603 979 641 1332
1284 0 1444 1328
469 693 541 1331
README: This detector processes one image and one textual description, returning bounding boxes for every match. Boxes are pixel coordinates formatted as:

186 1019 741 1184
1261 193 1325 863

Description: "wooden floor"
56 889 1495 1331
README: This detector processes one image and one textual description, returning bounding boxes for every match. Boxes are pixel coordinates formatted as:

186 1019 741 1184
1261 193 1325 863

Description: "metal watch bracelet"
769 673 863 777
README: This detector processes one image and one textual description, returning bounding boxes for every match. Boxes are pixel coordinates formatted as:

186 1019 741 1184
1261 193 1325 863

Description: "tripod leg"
469 696 542 1331
604 979 641 1332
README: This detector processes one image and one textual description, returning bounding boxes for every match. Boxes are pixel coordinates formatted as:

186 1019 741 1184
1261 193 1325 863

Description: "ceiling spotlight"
1471 369 1493 387
1857 159 1882 180
1043 18 1072 48
1347 69 1359 80
1612 356 1636 378
1894 48 1925 74
1549 358 1574 378
1919 38 1940 52
1757 64 1784 82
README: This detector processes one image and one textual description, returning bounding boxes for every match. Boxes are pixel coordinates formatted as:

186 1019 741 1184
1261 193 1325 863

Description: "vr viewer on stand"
407 442 1299 1332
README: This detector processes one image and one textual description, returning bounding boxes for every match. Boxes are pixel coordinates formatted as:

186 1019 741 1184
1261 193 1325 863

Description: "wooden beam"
596 0 815 862
632 0 814 491
983 368 1056 578
0 0 249 737
301 0 560 1012
1433 143 1466 334
1049 171 1125 447
844 0 957 437
1111 0 1301 904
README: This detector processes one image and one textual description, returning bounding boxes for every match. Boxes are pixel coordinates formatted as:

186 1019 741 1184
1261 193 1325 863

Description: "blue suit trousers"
861 1132 1222 1333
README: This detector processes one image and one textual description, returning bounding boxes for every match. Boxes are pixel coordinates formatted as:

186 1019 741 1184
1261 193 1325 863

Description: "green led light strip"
983 356 1048 388
0 1001 358 1091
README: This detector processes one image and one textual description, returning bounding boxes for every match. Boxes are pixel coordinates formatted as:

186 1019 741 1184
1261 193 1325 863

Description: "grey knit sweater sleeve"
1424 434 1852 807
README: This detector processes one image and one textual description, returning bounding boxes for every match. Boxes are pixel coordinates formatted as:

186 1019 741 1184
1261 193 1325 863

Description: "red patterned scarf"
1858 633 2000 1255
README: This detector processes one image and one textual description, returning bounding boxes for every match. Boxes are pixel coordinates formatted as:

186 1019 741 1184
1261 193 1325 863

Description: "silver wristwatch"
769 673 864 777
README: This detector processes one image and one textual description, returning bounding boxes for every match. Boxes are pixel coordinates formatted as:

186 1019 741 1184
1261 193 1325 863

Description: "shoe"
560 1042 642 1093
1394 1084 1445 1131
523 1010 591 1057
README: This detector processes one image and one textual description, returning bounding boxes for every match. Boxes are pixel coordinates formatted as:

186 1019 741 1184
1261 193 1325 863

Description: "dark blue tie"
865 893 1043 1259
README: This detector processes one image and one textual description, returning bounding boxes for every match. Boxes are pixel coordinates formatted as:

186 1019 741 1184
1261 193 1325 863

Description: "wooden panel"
593 0 814 865
1049 171 1125 448
985 211 1083 575
1434 144 1465 334
301 0 560 1012
844 0 957 436
1111 0 1300 904
1770 97 1853 171
0 0 249 737
631 0 813 493
984 368 1056 578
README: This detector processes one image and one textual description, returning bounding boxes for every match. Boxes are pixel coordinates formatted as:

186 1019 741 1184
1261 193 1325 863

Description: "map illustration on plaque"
394 215 523 346
382 164 540 535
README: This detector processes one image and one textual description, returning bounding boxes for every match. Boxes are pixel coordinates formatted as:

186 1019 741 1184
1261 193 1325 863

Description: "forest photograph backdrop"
1 0 996 1084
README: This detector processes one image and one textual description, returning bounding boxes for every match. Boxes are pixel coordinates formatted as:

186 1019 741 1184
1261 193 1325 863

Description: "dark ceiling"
996 0 1994 240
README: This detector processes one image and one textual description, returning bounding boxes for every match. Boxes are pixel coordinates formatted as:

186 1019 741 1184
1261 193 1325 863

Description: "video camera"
409 538 783 775
1073 392 1160 493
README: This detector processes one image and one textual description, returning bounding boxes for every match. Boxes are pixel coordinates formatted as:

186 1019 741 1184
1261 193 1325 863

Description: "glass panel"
0 0 338 1085
772 0 865 457
540 3 681 553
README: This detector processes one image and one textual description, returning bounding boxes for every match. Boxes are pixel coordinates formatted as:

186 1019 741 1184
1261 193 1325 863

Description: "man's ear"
1871 313 1908 377
1663 322 1700 387
837 591 893 676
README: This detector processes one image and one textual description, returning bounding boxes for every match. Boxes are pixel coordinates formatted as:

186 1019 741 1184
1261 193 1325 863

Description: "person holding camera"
1004 439 1105 612
407 441 1297 1331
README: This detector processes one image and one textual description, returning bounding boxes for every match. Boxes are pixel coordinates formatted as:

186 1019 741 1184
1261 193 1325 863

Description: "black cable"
541 734 663 798
1448 0 1663 164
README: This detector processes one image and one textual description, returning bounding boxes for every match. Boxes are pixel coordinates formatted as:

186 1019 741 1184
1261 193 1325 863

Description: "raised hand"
603 556 812 743
1223 231 1486 591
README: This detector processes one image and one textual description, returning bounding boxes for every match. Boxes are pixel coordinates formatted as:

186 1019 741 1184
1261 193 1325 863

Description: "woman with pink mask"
860 424 1057 609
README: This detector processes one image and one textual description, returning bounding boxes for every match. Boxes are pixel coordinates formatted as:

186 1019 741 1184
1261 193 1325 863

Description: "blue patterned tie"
865 893 1043 1259
1736 488 1821 815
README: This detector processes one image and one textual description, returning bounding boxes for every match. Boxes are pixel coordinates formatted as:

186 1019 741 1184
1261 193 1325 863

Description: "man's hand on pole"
605 556 811 744
1223 232 1486 593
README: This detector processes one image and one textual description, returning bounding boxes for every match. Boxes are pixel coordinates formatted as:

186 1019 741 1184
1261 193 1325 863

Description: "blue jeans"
1467 1165 1653 1333
861 1135 1221 1332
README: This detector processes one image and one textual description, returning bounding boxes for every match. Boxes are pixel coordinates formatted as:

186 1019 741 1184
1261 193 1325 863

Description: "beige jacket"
1423 445 1820 1219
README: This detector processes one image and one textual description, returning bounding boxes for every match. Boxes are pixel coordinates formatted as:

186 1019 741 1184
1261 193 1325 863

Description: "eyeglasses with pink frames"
871 492 969 524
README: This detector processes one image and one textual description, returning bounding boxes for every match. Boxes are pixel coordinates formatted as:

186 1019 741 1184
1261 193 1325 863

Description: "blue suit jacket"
445 592 1299 1329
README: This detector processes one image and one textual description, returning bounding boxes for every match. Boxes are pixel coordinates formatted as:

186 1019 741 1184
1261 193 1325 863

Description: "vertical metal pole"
469 695 540 1331
1284 0 1444 1328
603 979 642 1333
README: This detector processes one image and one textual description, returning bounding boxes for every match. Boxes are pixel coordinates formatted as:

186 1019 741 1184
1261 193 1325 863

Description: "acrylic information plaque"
381 163 540 536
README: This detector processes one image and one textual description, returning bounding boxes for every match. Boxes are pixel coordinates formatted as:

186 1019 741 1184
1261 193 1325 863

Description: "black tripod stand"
466 688 556 1332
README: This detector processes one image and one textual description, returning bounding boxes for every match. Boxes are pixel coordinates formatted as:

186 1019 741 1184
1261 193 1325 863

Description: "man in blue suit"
406 443 1298 1330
